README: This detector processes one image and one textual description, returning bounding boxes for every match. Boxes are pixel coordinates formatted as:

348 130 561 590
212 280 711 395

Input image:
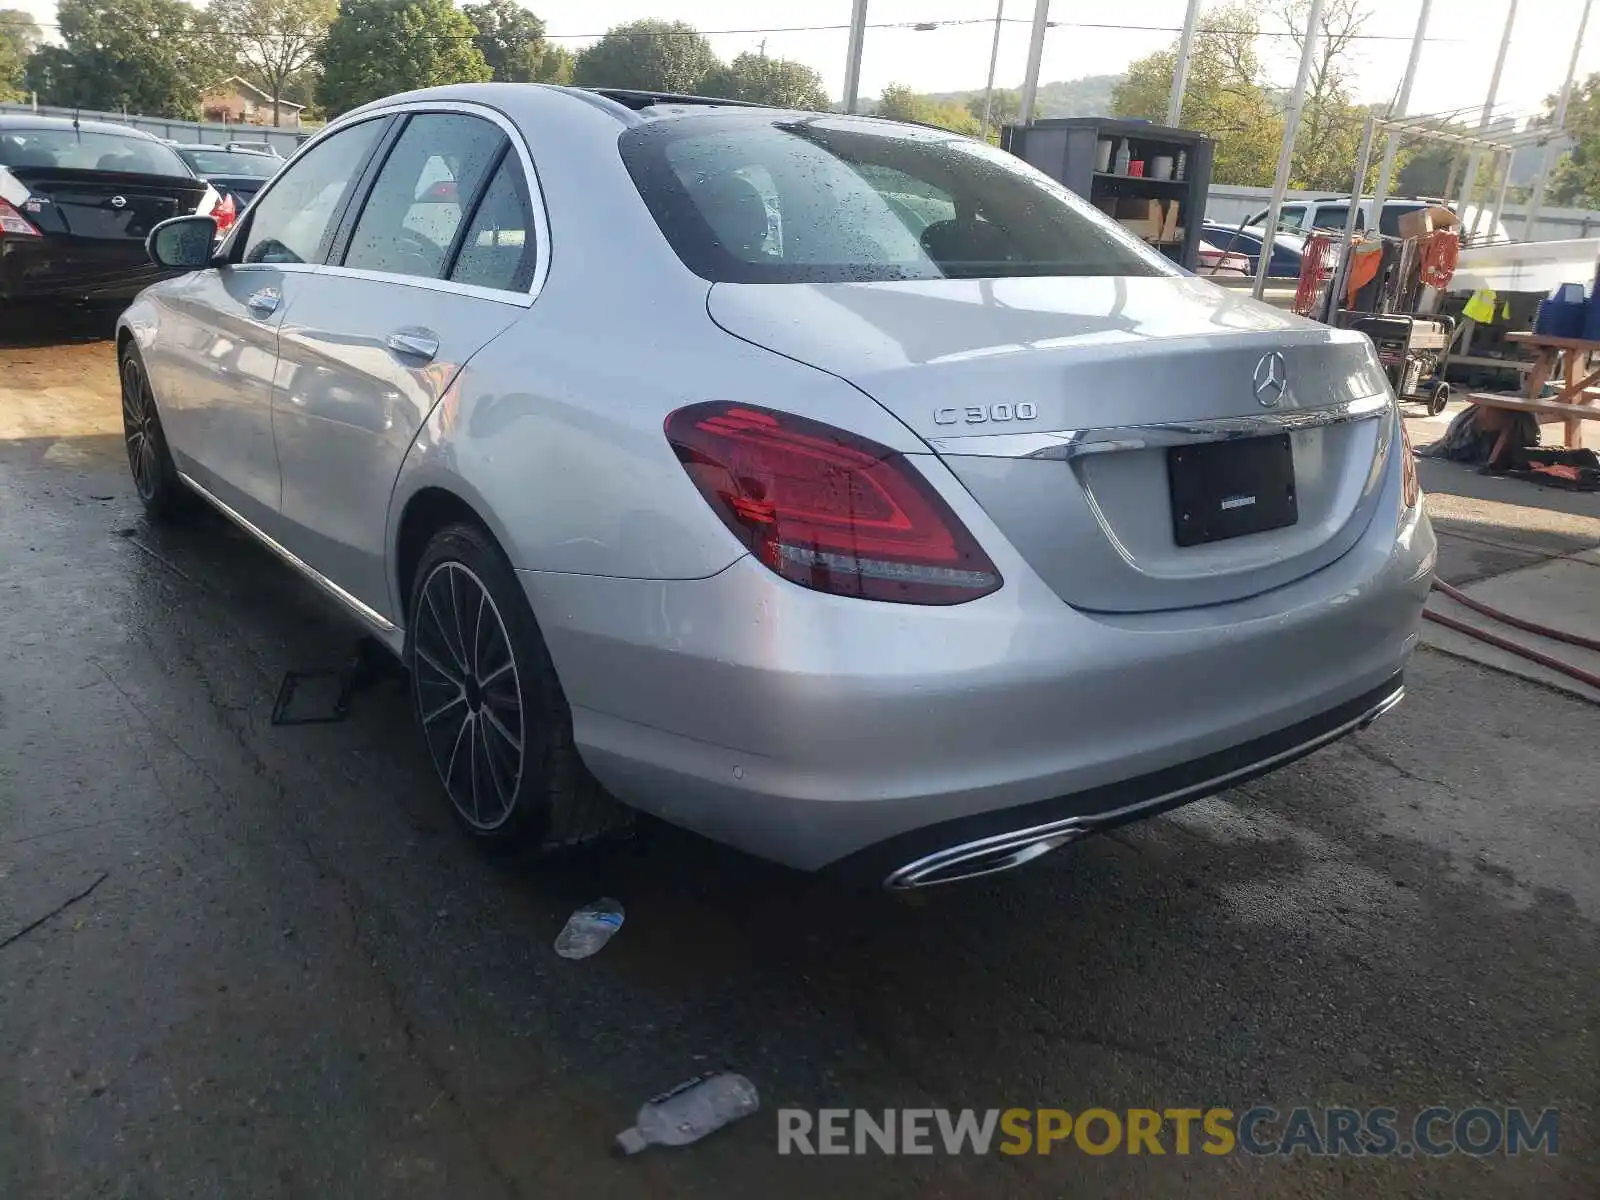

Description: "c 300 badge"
933 403 1038 426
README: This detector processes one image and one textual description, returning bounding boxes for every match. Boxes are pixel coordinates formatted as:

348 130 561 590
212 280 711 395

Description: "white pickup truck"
1238 195 1510 246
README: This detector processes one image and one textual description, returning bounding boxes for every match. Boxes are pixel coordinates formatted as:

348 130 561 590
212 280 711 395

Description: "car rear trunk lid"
707 275 1396 613
11 167 206 241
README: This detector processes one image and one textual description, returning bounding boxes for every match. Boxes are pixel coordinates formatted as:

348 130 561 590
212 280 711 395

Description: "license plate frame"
1167 434 1298 548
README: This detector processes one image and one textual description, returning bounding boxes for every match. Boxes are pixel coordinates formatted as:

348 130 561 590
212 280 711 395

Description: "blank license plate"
1168 434 1298 547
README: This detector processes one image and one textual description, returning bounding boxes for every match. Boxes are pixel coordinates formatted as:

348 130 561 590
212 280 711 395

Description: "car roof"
0 114 162 140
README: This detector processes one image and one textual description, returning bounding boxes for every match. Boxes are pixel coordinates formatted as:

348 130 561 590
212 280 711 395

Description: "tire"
1427 382 1451 417
407 522 629 852
119 344 193 519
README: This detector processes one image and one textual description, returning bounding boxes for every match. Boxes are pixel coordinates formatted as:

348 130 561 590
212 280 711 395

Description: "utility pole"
759 37 767 59
1167 0 1204 127
1252 0 1328 299
980 0 1006 137
1369 0 1432 222
1017 0 1050 125
842 0 870 114
1457 0 1518 225
1523 0 1592 240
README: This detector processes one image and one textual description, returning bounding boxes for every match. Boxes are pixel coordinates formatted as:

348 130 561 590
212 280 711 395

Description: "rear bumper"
0 236 175 301
518 471 1435 874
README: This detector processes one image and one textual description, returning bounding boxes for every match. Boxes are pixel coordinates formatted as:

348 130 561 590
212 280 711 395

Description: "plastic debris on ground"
554 898 624 959
616 1072 760 1155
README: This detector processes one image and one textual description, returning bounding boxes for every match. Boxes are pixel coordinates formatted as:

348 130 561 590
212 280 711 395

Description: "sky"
11 0 1600 129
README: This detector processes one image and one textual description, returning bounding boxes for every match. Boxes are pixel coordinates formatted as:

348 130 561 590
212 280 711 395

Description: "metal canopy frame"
1317 114 1541 319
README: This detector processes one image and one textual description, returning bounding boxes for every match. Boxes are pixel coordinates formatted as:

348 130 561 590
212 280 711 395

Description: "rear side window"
449 156 537 291
344 114 505 281
620 115 1163 283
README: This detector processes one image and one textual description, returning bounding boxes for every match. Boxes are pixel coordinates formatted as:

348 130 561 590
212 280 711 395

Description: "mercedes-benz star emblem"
1253 351 1288 408
109 195 127 209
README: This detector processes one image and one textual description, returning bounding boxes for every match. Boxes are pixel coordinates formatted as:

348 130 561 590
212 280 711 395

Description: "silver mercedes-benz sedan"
119 83 1434 888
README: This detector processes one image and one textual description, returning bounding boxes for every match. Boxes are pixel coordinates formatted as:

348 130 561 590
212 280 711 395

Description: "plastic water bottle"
553 898 624 959
615 1073 760 1155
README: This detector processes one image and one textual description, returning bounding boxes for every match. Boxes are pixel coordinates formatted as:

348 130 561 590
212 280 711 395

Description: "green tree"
1548 74 1600 207
318 0 491 116
462 0 566 83
1113 5 1283 186
1273 0 1388 190
0 9 40 100
212 0 336 126
572 20 719 93
967 88 1019 133
23 0 223 117
877 84 981 135
701 53 828 109
536 44 575 85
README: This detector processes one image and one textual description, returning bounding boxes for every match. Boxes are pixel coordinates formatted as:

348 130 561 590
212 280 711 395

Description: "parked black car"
1199 222 1306 279
0 116 217 304
171 143 281 213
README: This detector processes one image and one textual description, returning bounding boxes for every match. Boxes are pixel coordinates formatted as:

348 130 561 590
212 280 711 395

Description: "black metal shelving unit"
1001 117 1215 271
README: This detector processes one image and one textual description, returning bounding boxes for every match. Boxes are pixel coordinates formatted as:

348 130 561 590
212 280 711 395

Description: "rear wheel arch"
394 486 495 625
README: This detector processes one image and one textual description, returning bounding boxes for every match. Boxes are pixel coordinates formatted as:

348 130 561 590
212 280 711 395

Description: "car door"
149 117 388 537
270 108 540 617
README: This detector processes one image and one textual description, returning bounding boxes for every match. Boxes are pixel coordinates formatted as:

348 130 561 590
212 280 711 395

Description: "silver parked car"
120 84 1435 888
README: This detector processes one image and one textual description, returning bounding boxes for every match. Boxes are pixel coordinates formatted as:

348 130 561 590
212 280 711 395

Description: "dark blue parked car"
1201 223 1305 279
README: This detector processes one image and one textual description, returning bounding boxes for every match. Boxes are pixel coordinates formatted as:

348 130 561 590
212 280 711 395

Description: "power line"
0 16 1467 44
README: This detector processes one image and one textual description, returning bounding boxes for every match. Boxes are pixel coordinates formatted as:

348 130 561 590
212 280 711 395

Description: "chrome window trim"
324 99 551 306
315 263 535 308
926 393 1392 460
177 472 399 636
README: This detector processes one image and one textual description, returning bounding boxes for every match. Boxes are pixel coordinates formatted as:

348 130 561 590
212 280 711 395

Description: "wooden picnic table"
1467 331 1600 460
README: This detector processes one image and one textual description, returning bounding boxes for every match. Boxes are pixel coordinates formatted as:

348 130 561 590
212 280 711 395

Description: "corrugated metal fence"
0 101 309 156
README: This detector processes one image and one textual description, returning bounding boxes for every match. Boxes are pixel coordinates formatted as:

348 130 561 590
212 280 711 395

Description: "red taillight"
665 402 1002 605
0 197 41 237
212 192 237 233
1399 417 1421 508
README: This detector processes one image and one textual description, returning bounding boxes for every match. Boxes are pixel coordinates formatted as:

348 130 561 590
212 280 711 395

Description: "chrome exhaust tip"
884 820 1089 889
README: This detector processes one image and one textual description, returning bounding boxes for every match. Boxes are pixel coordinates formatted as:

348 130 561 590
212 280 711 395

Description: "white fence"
1205 183 1600 244
0 101 309 156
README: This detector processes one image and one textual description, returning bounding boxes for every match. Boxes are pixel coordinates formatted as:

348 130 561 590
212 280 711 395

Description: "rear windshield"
620 114 1166 284
0 128 189 177
178 148 279 178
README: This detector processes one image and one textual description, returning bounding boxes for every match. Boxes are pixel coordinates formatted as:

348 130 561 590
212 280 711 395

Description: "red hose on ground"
1423 580 1600 695
1432 578 1600 654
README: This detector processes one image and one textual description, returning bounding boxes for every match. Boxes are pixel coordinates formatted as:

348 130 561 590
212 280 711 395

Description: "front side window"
1277 205 1307 231
241 120 384 265
344 114 505 281
621 115 1164 284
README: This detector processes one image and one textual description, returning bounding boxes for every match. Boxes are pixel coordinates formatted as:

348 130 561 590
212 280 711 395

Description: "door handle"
245 287 279 316
385 330 440 361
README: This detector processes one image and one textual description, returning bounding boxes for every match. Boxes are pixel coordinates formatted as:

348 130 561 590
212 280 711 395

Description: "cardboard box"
1115 197 1164 223
1159 199 1181 242
1397 204 1461 241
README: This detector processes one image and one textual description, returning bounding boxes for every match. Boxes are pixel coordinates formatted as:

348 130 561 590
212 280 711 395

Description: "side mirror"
147 216 218 270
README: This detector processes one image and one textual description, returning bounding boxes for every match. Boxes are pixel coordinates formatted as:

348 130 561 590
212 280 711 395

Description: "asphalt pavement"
0 309 1596 1199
